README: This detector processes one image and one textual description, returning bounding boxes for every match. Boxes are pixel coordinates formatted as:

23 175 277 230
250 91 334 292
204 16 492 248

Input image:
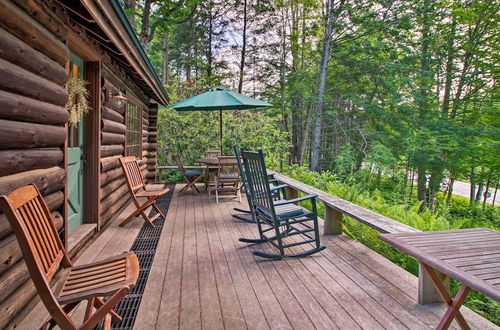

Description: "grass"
282 165 500 325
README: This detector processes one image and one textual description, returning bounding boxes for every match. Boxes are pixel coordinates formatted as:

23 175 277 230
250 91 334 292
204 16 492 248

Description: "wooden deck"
133 184 496 330
14 183 496 329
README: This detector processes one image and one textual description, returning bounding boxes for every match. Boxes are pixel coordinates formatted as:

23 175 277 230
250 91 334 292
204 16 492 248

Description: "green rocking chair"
232 146 287 223
240 149 325 259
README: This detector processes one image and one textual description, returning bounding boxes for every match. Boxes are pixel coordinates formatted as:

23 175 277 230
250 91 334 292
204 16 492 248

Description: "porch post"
285 186 298 202
324 205 342 235
418 263 450 304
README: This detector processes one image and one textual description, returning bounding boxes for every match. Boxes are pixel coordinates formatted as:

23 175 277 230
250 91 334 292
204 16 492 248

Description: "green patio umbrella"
169 86 272 152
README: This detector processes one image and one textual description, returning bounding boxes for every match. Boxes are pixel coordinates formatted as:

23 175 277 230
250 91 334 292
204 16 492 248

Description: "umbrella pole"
220 109 223 154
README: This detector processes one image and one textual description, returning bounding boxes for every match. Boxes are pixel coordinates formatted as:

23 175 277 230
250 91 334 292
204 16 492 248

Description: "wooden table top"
379 228 500 301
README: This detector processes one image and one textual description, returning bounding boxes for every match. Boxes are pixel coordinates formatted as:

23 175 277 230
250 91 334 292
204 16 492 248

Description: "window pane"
125 102 142 158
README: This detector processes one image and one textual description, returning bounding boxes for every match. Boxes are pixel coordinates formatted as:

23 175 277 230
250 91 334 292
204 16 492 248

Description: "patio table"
195 157 238 190
379 228 500 330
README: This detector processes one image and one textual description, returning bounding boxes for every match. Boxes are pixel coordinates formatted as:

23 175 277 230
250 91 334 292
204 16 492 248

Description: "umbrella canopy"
170 86 272 111
169 87 272 152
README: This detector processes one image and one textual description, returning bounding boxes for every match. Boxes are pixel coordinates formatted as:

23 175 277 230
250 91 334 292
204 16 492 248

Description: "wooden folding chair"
173 155 203 195
120 157 169 227
0 184 139 330
210 156 242 203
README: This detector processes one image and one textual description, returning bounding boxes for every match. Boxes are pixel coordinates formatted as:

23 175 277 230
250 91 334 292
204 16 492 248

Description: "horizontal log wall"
99 72 129 226
0 1 68 327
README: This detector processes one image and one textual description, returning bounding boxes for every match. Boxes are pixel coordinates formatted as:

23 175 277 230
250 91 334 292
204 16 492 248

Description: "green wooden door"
67 54 85 234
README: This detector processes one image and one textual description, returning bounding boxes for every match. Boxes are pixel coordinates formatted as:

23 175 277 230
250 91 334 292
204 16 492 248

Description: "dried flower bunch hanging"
66 77 90 126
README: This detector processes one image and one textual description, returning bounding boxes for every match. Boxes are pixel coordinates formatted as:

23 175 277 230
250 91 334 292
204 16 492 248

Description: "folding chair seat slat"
65 267 126 285
0 184 139 329
69 263 126 280
63 272 126 291
71 259 125 274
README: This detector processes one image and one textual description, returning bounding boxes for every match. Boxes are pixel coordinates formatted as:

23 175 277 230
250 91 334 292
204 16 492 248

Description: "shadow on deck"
15 183 496 329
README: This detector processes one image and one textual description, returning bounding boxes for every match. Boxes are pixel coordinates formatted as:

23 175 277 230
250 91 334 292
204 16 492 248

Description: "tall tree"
238 0 248 93
310 0 341 171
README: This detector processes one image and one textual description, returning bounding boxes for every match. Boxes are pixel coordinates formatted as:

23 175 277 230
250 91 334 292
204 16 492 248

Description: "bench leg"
421 263 470 330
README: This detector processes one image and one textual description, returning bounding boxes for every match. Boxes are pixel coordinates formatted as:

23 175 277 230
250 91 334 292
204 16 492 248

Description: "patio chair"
120 157 169 227
173 155 203 195
0 184 139 330
240 150 325 259
210 156 242 203
204 150 221 190
205 149 222 158
232 146 287 223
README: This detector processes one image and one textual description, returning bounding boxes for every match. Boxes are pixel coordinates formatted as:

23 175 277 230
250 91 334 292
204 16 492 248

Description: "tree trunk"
207 4 213 78
492 181 498 206
482 171 492 209
475 167 485 204
470 167 476 205
417 167 427 212
446 178 454 207
186 17 193 82
162 32 169 85
441 18 456 119
123 0 137 26
140 0 153 49
310 0 337 171
238 0 248 93
428 168 443 212
408 167 415 204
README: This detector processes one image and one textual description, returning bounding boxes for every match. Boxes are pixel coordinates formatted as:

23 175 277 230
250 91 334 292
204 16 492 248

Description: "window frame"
124 100 143 158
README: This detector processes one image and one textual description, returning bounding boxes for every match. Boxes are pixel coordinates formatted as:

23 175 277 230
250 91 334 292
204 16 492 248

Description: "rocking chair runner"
232 146 287 223
173 155 203 195
0 185 139 330
240 150 325 259
120 157 169 227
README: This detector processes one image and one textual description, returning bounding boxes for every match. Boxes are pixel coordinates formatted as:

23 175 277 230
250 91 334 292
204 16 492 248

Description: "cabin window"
125 102 142 158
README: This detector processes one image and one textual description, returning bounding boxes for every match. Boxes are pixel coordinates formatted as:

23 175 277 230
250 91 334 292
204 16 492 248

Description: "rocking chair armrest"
273 194 318 206
268 178 279 184
270 184 287 192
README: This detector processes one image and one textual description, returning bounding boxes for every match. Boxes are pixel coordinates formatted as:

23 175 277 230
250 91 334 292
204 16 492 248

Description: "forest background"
122 0 499 323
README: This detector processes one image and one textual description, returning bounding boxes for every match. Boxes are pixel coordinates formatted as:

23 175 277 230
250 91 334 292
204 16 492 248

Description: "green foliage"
157 107 290 166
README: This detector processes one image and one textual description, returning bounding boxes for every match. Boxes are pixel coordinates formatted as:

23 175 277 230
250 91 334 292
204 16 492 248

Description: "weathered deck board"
134 183 496 330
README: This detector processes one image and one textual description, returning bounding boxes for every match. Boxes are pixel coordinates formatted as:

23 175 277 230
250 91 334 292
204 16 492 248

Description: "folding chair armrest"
273 194 318 206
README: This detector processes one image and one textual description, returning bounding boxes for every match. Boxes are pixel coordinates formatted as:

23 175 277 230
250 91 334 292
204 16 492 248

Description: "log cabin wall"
0 0 69 326
0 1 163 326
100 73 128 226
99 65 154 226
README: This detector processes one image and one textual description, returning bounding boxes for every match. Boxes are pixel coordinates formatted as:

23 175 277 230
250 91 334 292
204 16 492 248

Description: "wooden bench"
270 171 446 305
